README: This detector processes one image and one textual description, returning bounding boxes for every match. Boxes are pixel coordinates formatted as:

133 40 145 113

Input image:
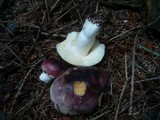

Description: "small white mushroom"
56 18 105 66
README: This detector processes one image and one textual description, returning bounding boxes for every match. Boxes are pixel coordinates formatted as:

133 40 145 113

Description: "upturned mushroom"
50 67 109 115
56 17 105 66
39 58 66 83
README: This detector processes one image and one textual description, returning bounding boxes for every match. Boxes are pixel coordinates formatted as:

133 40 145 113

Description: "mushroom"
39 58 66 83
56 17 105 66
50 67 109 115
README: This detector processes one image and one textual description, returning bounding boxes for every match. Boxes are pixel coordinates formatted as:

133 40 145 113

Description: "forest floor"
0 0 160 120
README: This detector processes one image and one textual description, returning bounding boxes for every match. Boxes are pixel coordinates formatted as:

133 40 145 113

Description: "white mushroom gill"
56 18 105 66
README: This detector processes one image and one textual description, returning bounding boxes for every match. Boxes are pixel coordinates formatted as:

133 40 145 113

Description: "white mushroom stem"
76 19 100 56
39 72 54 83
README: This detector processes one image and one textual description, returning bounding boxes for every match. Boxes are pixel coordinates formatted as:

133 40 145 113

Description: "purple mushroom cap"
41 58 66 77
50 67 109 115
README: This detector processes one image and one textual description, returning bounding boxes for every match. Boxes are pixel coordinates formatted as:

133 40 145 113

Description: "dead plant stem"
114 53 129 120
129 34 138 115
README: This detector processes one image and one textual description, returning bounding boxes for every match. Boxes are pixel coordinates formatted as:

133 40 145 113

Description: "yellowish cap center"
73 81 86 96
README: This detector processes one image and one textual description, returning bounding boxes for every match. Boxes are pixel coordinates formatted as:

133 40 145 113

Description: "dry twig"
114 53 129 120
129 34 138 115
